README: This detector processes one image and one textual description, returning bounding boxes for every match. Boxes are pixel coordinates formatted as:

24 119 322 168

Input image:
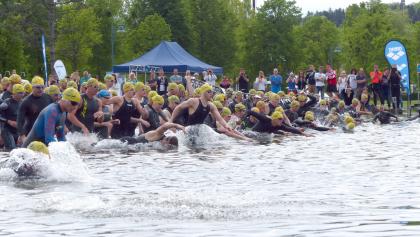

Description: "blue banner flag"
41 34 48 85
384 40 410 95
417 64 420 73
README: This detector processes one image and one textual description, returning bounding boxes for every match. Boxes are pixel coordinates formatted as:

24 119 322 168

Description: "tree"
242 0 301 78
55 6 101 72
127 13 172 58
293 16 340 69
127 0 195 51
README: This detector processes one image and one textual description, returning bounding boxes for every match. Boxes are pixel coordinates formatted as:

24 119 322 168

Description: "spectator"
269 68 282 93
169 68 183 84
356 68 367 100
347 68 357 93
369 64 383 106
148 70 157 91
337 70 348 99
219 75 232 89
297 70 306 91
315 66 326 99
286 72 297 94
325 64 337 98
381 68 391 108
236 68 249 93
254 71 267 92
156 68 168 96
389 64 402 113
306 65 316 93
204 69 217 86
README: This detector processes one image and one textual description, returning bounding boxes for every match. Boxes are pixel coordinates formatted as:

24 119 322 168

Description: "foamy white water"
1 122 420 236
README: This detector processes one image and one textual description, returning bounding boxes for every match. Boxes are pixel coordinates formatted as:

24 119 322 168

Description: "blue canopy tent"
112 41 223 74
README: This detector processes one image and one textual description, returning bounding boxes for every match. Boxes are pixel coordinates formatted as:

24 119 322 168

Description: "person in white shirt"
347 68 358 91
337 70 348 98
315 66 326 99
204 69 217 86
254 71 267 92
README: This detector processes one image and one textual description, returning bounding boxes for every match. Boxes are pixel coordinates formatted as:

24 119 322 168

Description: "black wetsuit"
248 111 303 135
144 105 163 133
373 111 398 124
268 103 276 116
297 95 317 117
111 98 137 138
294 119 330 131
120 134 149 144
285 109 299 123
173 108 188 126
16 93 53 136
187 99 211 126
203 114 217 129
1 90 12 100
94 105 112 139
0 98 21 149
72 94 99 132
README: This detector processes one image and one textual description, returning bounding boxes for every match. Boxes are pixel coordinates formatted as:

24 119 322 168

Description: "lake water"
1 121 420 236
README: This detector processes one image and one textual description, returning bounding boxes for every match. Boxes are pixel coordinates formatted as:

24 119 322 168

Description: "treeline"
1 0 420 83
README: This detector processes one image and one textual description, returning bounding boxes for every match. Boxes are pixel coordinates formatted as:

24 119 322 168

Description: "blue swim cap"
97 89 111 98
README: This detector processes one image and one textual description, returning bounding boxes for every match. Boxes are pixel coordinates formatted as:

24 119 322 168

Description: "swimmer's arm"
147 122 184 139
67 110 89 134
211 103 230 129
372 113 379 122
56 115 66 142
282 112 292 126
248 110 271 123
133 98 146 117
169 99 193 123
93 99 104 123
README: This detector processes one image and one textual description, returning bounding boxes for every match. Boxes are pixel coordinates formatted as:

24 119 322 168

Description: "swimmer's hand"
82 126 90 135
111 119 120 125
93 111 104 119
176 124 186 132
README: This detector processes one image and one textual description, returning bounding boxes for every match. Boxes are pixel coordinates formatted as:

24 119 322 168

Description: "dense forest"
1 0 420 83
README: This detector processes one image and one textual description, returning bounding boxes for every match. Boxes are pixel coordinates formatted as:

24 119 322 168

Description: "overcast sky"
257 0 419 14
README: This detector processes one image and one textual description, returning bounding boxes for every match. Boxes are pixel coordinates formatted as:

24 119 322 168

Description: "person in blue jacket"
22 88 81 147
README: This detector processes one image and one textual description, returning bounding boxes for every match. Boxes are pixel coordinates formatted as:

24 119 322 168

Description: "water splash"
0 142 91 182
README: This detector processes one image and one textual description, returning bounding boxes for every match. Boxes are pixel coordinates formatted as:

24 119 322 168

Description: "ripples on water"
1 122 420 236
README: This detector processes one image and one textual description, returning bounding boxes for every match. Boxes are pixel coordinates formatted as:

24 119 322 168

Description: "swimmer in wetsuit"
372 105 398 124
119 122 185 148
169 84 232 131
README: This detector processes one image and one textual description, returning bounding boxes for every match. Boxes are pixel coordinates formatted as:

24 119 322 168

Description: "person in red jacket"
325 64 337 98
369 64 383 106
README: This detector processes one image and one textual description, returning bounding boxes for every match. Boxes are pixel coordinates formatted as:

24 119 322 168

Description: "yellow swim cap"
361 93 368 101
275 106 284 113
147 91 158 101
31 76 44 86
271 111 283 120
249 89 257 95
319 99 327 106
134 82 145 91
67 81 78 89
105 75 115 81
256 100 265 109
86 78 99 87
145 85 151 94
304 111 315 121
352 98 359 106
194 87 202 96
338 100 345 108
12 84 25 94
212 101 223 109
346 122 355 130
62 87 81 103
291 100 300 110
269 93 280 101
178 84 185 92
109 90 118 97
168 95 180 104
47 85 60 96
123 82 135 93
1 77 10 86
168 83 178 91
221 107 231 117
9 74 22 85
277 91 286 97
256 91 264 97
27 141 49 155
251 107 260 113
200 83 212 93
0 84 3 91
98 82 106 90
24 83 32 93
151 95 164 105
297 94 307 102
234 103 246 112
214 94 225 102
344 115 355 124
